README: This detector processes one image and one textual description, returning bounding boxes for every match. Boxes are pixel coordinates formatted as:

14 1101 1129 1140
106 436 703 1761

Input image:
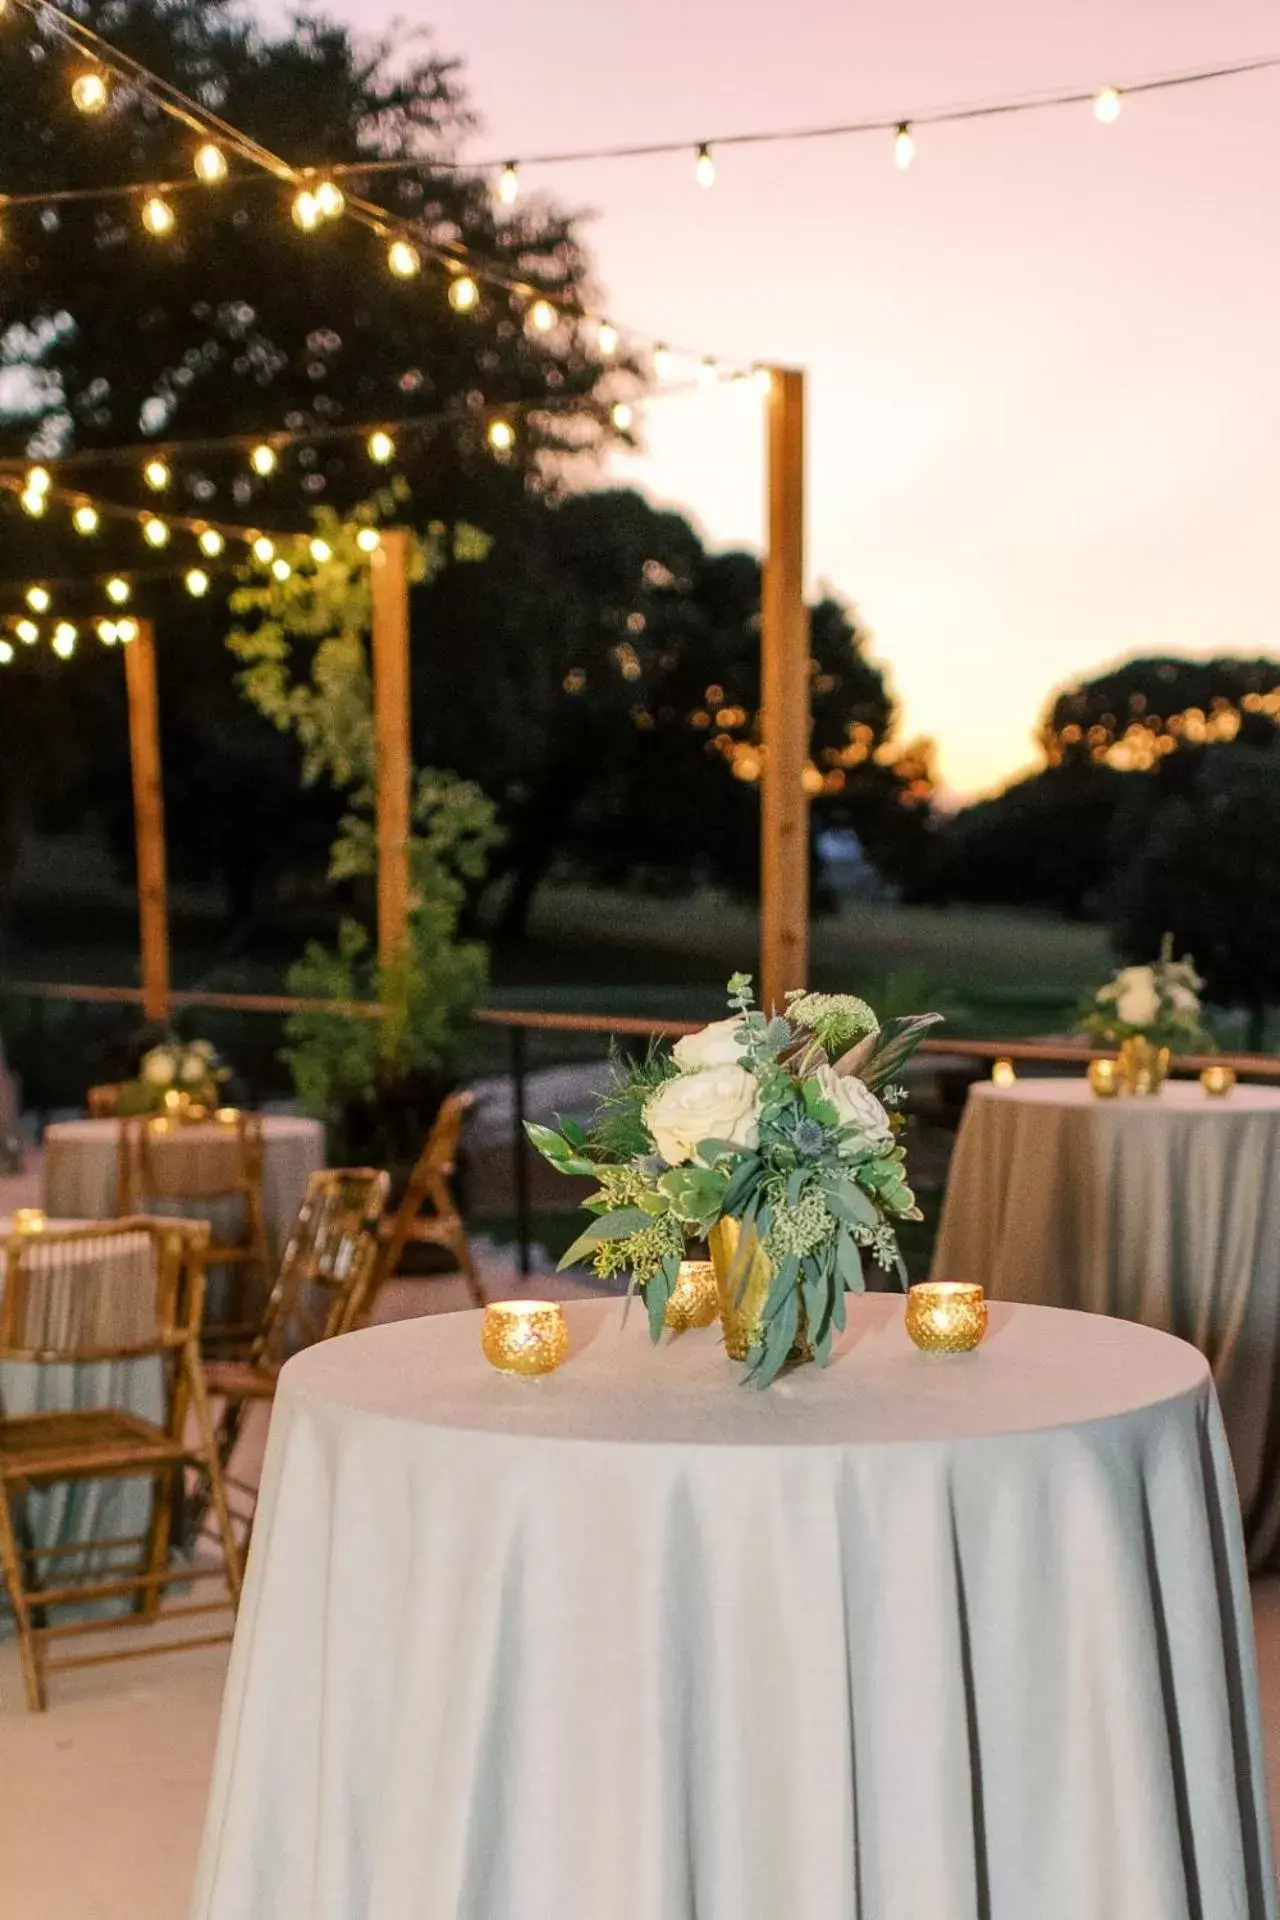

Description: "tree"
930 764 1133 917
1043 658 1280 769
1110 746 1280 1046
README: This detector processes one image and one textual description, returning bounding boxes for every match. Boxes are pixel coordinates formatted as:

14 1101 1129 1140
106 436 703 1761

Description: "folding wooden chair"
353 1092 482 1328
0 1218 241 1711
202 1168 388 1540
115 1113 271 1352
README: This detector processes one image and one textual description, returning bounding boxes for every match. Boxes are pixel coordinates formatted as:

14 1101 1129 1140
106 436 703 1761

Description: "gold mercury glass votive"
10 1208 47 1236
663 1259 720 1332
991 1058 1017 1087
481 1300 569 1377
1201 1064 1237 1098
1088 1058 1121 1099
906 1282 988 1354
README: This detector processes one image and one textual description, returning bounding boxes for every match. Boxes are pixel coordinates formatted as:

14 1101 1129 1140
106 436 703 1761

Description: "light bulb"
143 458 170 492
448 274 479 313
185 568 210 597
141 195 175 237
25 465 51 496
116 617 138 644
197 527 224 558
314 179 345 219
20 489 46 517
497 162 519 206
142 516 170 548
251 534 275 564
193 143 228 184
97 619 118 645
894 123 915 170
367 430 396 465
0 641 12 667
387 239 420 279
653 343 673 379
355 527 381 553
52 623 77 659
72 504 100 535
16 620 39 645
26 586 50 614
105 577 131 605
752 365 773 396
72 72 109 114
695 143 715 189
292 189 321 232
610 401 633 431
486 418 515 453
309 536 333 563
698 357 719 390
596 320 618 357
528 299 556 333
271 557 292 581
250 443 277 476
1094 87 1121 124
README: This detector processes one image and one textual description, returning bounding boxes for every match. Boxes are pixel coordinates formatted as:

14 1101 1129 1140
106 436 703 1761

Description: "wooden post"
370 528 413 969
123 619 171 1025
760 367 810 1014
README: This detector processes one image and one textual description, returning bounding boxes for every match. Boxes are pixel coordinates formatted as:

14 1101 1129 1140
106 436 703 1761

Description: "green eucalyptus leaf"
825 1183 880 1230
647 1254 679 1344
556 1207 652 1272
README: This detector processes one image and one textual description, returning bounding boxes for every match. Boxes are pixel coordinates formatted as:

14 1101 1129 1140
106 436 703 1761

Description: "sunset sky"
348 0 1280 795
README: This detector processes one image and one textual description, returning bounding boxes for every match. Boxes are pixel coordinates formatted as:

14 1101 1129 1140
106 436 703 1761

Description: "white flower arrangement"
1079 936 1212 1052
122 1039 229 1114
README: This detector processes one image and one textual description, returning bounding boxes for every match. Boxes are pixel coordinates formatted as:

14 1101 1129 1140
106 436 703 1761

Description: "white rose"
672 1017 747 1072
179 1052 207 1085
1115 973 1160 1027
1167 983 1200 1016
813 1065 893 1143
644 1064 759 1167
143 1049 176 1086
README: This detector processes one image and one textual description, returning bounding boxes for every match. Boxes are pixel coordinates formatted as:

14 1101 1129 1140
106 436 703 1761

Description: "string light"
752 366 773 396
292 188 321 232
71 71 109 114
313 180 345 219
249 443 277 476
894 123 916 170
16 620 39 646
184 568 210 596
698 357 719 389
251 534 275 564
72 504 100 534
448 274 479 313
596 321 618 357
653 344 673 379
117 618 139 644
309 536 333 563
197 527 224 557
25 466 51 498
270 557 292 581
26 586 50 614
52 622 77 660
355 527 381 552
143 458 170 492
97 619 118 644
367 430 395 464
1094 87 1122 123
105 577 131 605
142 516 170 548
387 239 420 279
695 143 715 188
528 298 556 333
141 194 176 237
20 487 46 517
486 418 515 453
610 401 633 431
193 142 228 185
497 162 520 206
0 641 12 667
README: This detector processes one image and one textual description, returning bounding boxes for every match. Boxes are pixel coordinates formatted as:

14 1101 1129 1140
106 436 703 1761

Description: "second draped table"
932 1076 1280 1568
191 1296 1274 1920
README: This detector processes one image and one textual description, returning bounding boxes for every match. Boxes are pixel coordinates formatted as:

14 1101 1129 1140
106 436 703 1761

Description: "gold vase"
708 1218 811 1365
1118 1036 1171 1096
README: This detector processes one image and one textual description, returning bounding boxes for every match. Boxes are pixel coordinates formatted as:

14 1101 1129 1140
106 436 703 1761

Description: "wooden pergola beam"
123 619 171 1025
760 367 810 1014
370 528 413 970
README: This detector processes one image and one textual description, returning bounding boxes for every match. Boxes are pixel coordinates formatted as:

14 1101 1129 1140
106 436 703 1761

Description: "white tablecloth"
42 1114 325 1256
191 1296 1275 1920
933 1077 1280 1568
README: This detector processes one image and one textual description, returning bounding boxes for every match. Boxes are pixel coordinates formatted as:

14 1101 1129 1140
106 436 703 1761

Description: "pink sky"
343 0 1280 795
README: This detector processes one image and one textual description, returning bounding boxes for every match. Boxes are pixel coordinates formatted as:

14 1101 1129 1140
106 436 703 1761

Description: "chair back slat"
118 1114 264 1208
253 1169 389 1365
0 1218 209 1362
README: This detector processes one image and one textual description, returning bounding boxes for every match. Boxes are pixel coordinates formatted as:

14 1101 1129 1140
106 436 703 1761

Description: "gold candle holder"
991 1058 1017 1087
10 1208 47 1236
1200 1064 1236 1098
215 1106 242 1126
1088 1058 1121 1099
906 1282 988 1354
481 1300 569 1377
663 1260 720 1332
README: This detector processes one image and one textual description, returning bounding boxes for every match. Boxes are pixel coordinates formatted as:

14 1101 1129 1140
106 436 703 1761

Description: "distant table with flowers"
932 1076 1280 1566
190 1295 1275 1920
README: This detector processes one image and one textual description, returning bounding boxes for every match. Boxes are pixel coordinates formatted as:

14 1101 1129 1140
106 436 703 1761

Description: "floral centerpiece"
118 1039 230 1117
1077 936 1212 1093
526 974 941 1385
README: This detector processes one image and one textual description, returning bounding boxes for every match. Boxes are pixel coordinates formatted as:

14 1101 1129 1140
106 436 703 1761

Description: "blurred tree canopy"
1043 658 1280 769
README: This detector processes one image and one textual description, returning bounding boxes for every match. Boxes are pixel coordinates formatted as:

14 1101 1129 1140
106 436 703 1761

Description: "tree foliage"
1043 657 1280 769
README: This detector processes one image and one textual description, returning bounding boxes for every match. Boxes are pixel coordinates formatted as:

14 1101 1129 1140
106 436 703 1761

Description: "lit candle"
906 1281 987 1353
10 1208 47 1236
991 1058 1016 1087
1088 1058 1120 1099
1200 1065 1237 1099
481 1300 570 1376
